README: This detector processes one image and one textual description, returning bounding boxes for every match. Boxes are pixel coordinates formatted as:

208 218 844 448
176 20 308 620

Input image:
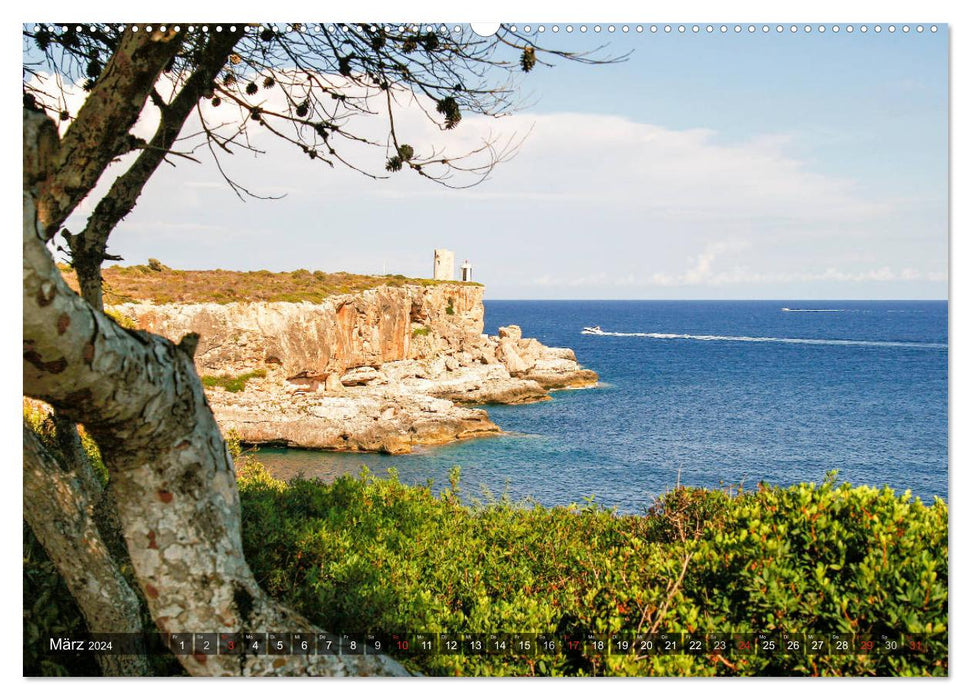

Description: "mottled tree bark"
24 424 150 676
56 31 243 596
22 29 187 674
24 106 409 676
46 35 244 651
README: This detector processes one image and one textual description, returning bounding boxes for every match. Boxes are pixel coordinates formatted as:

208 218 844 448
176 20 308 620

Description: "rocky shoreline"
207 325 596 453
114 284 597 454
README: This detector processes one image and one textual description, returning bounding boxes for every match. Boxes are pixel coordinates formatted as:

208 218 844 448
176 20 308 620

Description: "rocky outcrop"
492 326 601 390
208 376 498 454
117 284 485 378
114 285 597 453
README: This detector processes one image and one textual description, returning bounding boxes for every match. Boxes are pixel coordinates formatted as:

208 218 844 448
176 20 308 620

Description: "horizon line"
481 298 948 302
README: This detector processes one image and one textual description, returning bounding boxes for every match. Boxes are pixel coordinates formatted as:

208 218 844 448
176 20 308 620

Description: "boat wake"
584 330 946 350
781 307 844 312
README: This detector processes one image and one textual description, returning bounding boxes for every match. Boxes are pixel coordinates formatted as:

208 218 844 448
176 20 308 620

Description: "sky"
36 23 948 300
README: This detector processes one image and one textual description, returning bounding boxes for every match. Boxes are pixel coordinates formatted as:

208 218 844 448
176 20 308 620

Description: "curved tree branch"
35 27 185 241
67 28 243 309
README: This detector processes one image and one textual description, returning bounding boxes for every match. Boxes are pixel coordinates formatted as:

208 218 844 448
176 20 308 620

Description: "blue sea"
255 300 948 513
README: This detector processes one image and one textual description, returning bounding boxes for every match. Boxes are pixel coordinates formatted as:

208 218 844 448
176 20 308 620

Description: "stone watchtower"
433 249 454 281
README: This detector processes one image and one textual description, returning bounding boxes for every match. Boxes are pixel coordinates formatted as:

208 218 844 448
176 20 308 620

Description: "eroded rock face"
208 378 499 454
115 285 598 454
340 366 388 387
117 283 484 379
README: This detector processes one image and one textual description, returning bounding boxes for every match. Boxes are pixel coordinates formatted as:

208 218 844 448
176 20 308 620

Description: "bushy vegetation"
200 369 267 393
24 414 947 676
104 307 138 330
57 264 481 305
235 460 947 677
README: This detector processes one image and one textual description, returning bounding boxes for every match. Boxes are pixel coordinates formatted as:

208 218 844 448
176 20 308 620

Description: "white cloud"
682 241 751 285
37 69 884 228
31 69 944 297
410 112 890 224
526 247 947 290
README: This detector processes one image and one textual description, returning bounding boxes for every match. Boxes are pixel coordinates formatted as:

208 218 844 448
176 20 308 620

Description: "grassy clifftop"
59 264 481 305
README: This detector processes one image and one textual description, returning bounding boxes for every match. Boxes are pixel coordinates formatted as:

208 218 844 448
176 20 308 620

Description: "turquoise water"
255 300 948 513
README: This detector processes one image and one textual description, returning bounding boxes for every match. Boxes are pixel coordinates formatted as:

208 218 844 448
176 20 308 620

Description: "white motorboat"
582 325 604 335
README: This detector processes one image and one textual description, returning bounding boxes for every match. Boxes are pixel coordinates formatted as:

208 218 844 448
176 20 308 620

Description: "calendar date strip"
44 631 944 657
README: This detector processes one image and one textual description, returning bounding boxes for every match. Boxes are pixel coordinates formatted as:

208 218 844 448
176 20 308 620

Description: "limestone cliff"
118 284 485 378
114 283 598 453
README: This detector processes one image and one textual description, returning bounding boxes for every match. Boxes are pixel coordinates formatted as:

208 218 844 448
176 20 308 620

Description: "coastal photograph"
22 20 947 677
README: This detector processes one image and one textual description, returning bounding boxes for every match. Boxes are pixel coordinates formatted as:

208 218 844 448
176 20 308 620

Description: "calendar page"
21 13 948 680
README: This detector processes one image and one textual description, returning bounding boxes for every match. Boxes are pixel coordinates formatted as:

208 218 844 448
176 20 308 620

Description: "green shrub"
201 369 267 393
237 467 947 677
23 408 947 678
411 326 431 337
105 308 138 330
